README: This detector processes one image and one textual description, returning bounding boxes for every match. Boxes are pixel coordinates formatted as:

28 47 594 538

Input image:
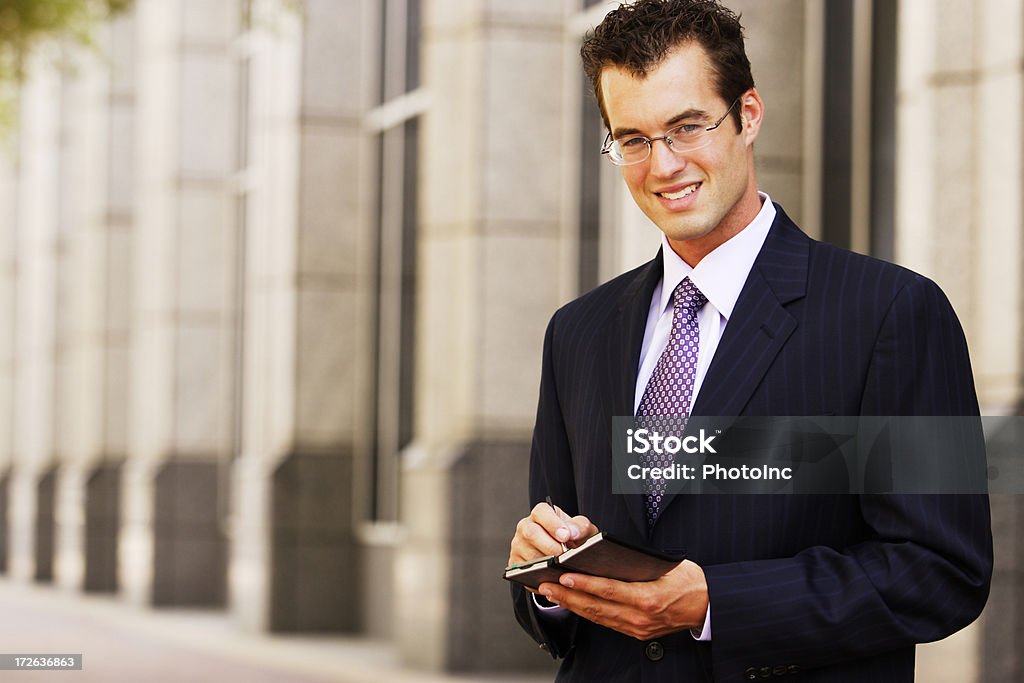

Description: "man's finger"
558 572 636 604
540 581 639 629
565 515 598 544
530 501 575 542
512 519 565 561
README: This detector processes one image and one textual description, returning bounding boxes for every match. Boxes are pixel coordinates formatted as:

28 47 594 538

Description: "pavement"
0 578 980 682
0 580 555 683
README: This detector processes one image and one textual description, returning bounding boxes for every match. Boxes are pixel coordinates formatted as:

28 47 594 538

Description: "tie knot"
672 277 707 314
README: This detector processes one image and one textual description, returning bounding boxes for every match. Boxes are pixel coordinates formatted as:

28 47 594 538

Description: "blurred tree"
0 0 132 135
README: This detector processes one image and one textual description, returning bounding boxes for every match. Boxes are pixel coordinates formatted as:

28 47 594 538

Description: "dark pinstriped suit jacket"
512 205 992 682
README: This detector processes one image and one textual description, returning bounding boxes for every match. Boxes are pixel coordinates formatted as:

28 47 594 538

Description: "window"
364 0 423 524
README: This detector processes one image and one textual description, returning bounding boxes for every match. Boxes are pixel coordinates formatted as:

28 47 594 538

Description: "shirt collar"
658 192 776 320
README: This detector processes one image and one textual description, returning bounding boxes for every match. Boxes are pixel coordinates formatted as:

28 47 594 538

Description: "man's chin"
658 221 717 245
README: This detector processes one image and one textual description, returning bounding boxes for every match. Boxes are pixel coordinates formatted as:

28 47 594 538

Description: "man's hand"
508 502 599 570
537 560 709 640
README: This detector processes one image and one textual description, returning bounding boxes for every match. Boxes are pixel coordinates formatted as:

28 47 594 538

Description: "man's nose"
648 138 687 177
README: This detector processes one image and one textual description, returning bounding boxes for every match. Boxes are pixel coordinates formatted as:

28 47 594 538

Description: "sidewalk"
0 580 556 682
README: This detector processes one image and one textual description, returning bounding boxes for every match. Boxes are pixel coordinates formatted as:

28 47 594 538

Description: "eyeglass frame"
600 96 742 166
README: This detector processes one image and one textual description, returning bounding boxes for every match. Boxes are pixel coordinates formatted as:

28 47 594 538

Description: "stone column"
50 61 89 591
49 46 100 592
970 2 1024 680
9 52 62 583
732 0 818 232
88 13 136 594
0 83 18 574
897 1 1024 680
122 0 241 607
52 15 136 594
396 0 572 673
230 0 368 633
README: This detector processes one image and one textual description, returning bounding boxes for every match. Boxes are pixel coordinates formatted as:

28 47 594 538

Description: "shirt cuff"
690 603 712 641
532 592 572 619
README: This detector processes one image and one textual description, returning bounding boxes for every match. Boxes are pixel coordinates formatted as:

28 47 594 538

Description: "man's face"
599 42 763 264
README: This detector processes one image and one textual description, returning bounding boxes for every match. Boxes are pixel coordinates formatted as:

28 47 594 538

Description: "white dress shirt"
534 193 777 643
635 193 776 414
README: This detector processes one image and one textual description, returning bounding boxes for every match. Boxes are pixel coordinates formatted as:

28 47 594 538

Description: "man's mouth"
656 182 701 200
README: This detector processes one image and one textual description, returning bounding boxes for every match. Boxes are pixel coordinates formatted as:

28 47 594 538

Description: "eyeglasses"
600 97 741 166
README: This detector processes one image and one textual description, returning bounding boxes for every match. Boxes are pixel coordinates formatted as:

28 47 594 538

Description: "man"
507 1 993 681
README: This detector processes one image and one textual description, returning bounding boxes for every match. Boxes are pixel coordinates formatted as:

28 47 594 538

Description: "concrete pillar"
0 82 17 575
897 1 1024 680
230 0 367 633
50 33 124 592
896 0 1024 402
39 38 113 596
396 0 572 673
971 0 1024 413
732 0 818 233
83 12 136 595
123 0 241 607
47 13 136 595
972 2 1024 680
9 51 62 583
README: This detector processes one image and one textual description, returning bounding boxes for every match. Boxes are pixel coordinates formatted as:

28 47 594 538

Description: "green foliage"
0 0 131 138
0 0 132 79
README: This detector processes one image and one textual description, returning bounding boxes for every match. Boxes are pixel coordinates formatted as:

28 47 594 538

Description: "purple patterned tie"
636 277 707 528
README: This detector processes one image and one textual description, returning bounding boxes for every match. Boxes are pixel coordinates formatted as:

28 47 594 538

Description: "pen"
546 495 568 553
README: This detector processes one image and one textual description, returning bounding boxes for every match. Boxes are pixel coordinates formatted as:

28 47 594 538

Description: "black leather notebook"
503 532 685 589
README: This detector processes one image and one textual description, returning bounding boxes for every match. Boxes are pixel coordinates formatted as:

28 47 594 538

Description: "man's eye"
619 137 648 148
672 124 703 136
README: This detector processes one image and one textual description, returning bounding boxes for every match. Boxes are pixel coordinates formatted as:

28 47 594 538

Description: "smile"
656 182 701 200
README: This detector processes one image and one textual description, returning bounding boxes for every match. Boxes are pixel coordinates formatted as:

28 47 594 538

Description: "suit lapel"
691 206 808 417
605 252 663 539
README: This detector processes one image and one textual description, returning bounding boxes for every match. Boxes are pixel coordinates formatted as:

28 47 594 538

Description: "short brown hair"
581 0 754 131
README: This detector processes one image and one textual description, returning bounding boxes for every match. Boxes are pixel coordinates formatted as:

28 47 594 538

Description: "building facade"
0 0 1021 679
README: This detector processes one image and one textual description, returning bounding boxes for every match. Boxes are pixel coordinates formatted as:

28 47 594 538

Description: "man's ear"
740 88 764 146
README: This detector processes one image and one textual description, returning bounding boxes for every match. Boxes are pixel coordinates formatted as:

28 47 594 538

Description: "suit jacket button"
744 667 758 680
538 643 549 652
759 666 773 678
788 665 800 675
773 665 787 676
644 641 664 661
